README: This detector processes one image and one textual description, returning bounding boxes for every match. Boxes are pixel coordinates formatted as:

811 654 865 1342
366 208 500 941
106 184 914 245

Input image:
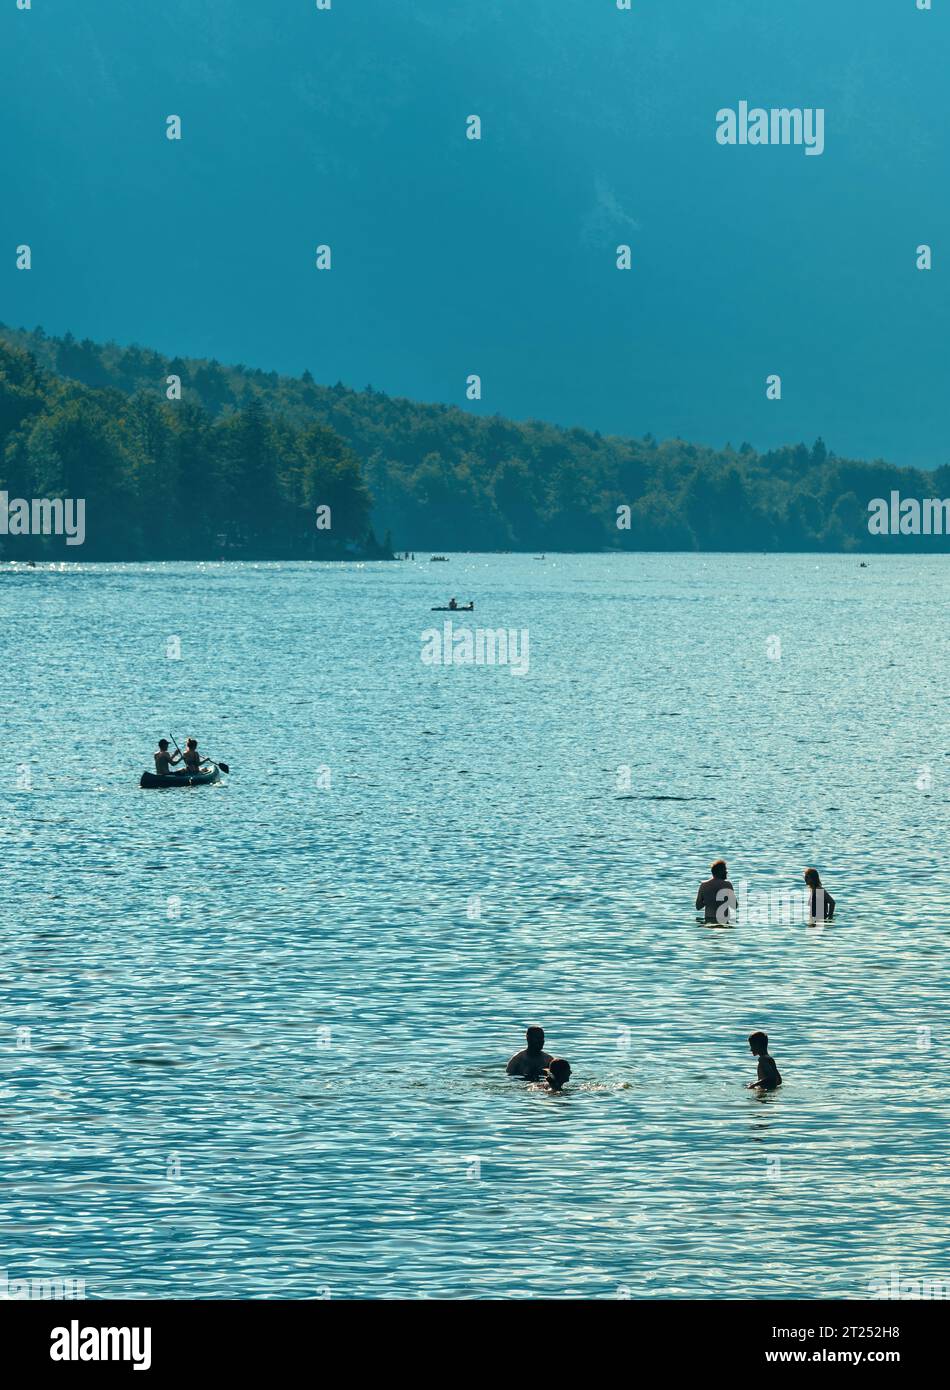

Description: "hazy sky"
2 0 947 468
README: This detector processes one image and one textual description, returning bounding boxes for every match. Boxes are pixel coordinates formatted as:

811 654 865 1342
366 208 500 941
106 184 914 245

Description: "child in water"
747 1032 782 1091
541 1058 572 1092
804 867 835 921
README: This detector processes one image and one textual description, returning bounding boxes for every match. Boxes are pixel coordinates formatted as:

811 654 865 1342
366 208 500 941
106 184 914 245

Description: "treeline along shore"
2 322 949 560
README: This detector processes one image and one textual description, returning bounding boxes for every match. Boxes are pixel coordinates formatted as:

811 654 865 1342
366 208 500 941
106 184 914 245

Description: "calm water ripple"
1 555 948 1298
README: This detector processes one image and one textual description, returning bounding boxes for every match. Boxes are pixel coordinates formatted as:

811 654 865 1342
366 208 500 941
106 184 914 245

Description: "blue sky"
2 0 947 468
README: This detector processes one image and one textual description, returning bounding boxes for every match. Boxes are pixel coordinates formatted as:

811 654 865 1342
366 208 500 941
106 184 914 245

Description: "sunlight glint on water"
1 555 947 1299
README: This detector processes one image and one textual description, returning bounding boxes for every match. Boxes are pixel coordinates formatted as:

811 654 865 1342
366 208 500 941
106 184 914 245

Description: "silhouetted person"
542 1058 572 1092
176 738 205 774
154 738 181 775
804 867 835 920
696 858 738 924
747 1031 782 1090
507 1026 553 1080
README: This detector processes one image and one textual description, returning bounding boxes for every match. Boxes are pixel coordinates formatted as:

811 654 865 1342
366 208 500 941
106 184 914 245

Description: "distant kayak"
430 555 449 562
431 603 473 611
140 765 222 789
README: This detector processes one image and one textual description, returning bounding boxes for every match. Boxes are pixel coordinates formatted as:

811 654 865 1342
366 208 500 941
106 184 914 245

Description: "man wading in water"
696 858 738 924
506 1026 553 1080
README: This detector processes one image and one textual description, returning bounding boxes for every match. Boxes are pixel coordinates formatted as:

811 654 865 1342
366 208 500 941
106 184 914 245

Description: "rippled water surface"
1 554 948 1299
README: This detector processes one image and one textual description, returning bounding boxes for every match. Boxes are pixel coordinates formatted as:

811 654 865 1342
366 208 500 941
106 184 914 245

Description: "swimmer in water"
747 1031 782 1091
804 867 835 921
696 858 738 924
506 1026 553 1080
542 1058 572 1092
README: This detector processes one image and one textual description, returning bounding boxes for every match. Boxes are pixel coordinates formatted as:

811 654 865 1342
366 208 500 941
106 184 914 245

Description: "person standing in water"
804 867 835 920
747 1031 782 1090
506 1026 553 1080
696 859 738 924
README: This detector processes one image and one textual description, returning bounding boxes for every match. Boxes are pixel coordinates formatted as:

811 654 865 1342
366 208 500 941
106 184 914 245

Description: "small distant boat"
140 765 222 789
431 603 474 612
430 555 449 562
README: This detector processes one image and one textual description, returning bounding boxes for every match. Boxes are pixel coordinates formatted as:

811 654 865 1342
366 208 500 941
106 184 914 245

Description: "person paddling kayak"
178 737 206 774
140 738 228 788
154 738 182 776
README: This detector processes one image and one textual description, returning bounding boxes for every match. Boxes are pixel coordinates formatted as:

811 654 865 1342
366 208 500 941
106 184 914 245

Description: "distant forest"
2 321 949 559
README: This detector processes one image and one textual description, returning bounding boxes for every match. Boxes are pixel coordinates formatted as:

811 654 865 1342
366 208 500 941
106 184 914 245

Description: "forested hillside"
1 321 947 558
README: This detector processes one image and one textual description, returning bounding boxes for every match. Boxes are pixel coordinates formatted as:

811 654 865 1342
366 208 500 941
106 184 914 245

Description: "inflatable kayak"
140 765 221 789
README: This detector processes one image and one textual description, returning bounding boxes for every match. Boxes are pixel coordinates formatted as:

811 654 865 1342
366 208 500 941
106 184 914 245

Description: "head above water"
711 859 728 881
545 1058 571 1090
525 1026 545 1055
748 1031 769 1056
804 867 822 888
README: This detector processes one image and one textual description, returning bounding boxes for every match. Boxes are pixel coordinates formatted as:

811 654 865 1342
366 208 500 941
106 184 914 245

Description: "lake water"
1 554 947 1299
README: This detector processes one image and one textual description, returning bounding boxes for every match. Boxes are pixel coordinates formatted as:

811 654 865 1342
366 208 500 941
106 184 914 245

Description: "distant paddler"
168 735 229 776
177 737 208 774
153 738 182 776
